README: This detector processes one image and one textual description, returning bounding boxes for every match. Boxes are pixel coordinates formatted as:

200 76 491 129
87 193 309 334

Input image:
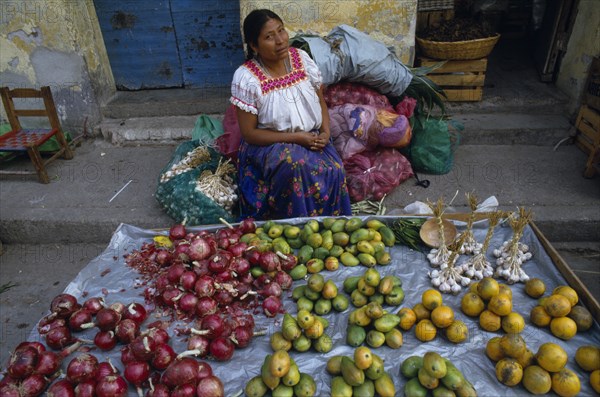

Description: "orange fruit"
522 365 552 395
524 278 546 298
477 277 500 301
552 286 578 307
479 310 502 332
575 345 600 372
488 293 513 316
431 306 455 329
412 303 431 322
550 317 578 340
551 368 581 397
415 319 437 342
567 305 593 332
495 358 523 386
461 292 485 317
500 333 527 359
486 336 505 362
544 294 572 317
530 305 552 327
501 312 525 334
536 343 568 373
445 320 468 343
421 289 443 311
469 281 479 294
498 283 513 299
591 369 600 393
515 348 535 368
397 307 417 331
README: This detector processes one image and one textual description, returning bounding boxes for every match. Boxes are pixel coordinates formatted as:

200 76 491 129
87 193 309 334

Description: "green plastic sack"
155 140 237 226
402 115 459 175
191 115 224 145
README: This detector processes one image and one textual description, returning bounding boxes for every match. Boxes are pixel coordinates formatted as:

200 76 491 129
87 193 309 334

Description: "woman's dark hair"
242 9 283 60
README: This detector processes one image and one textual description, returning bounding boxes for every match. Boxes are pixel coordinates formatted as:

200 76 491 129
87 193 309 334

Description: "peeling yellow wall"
241 0 417 64
556 0 600 117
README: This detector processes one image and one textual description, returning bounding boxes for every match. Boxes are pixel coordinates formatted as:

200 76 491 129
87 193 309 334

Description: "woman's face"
251 18 289 63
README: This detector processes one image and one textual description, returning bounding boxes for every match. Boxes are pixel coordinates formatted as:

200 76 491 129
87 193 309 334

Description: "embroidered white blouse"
230 47 323 133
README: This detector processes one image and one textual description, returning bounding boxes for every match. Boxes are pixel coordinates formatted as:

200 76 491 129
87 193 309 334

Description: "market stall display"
2 214 599 396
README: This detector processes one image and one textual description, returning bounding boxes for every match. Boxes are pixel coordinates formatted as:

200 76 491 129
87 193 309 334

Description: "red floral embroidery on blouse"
243 47 307 95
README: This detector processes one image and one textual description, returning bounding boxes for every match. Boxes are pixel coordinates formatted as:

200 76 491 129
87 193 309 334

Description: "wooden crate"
417 57 488 101
416 9 455 32
574 104 600 177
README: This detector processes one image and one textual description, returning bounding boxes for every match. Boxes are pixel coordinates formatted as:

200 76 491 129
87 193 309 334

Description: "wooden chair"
0 86 74 183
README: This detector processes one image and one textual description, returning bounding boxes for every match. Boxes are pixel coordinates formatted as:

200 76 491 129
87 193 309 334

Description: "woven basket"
416 34 501 60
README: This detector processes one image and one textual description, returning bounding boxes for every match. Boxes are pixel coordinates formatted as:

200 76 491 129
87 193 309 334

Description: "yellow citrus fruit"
522 365 552 395
477 277 500 301
591 369 600 393
488 293 513 316
412 303 431 322
567 305 593 332
575 345 600 372
421 289 443 311
461 292 485 317
524 278 546 298
501 312 525 334
515 348 535 368
544 294 572 317
469 281 479 294
415 319 437 342
431 305 455 329
486 336 505 362
498 283 513 299
445 320 468 343
551 368 581 397
536 343 568 373
495 358 523 386
552 286 578 307
479 310 502 332
550 317 578 340
530 305 552 327
397 307 417 331
500 333 527 359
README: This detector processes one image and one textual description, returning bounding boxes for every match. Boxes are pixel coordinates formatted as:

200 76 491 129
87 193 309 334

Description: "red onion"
19 373 48 396
166 263 187 284
124 360 150 396
239 218 256 234
95 308 121 332
146 381 170 397
214 270 233 283
74 380 96 397
274 271 293 290
253 274 272 290
258 251 280 272
208 337 235 361
68 309 94 332
154 274 170 293
178 292 199 314
194 276 215 298
263 296 282 317
195 297 218 317
97 360 119 378
161 357 200 389
161 287 183 308
95 375 128 397
130 336 156 362
177 334 210 359
193 314 224 339
124 303 147 325
47 379 75 397
45 326 74 349
231 326 253 348
179 271 197 291
115 319 140 344
171 383 196 397
34 351 61 376
174 242 190 263
235 314 255 331
0 382 20 397
38 317 66 335
213 289 233 306
207 254 228 274
169 223 187 240
50 294 79 319
196 376 224 397
82 297 105 314
15 342 45 355
109 302 126 315
244 249 260 266
188 238 211 261
230 257 251 276
120 345 137 365
143 326 170 345
150 343 176 370
228 242 248 258
94 330 118 351
197 362 213 380
279 253 298 271
155 249 172 267
259 282 282 298
191 259 210 277
66 353 99 384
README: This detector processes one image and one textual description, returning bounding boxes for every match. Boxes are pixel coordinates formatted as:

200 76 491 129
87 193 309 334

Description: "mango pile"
270 313 333 354
292 273 349 315
400 351 477 397
347 300 404 349
326 346 396 397
575 345 600 394
526 280 593 340
245 349 317 396
486 333 583 396
404 289 468 343
344 268 405 308
460 277 525 334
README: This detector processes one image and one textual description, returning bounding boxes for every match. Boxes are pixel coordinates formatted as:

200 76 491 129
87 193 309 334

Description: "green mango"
404 377 428 397
245 375 268 397
401 356 424 378
385 328 404 349
368 293 385 305
272 384 294 397
289 264 307 280
329 244 345 258
314 298 332 316
343 275 362 294
374 373 396 397
350 228 370 244
365 354 385 380
293 373 316 397
283 225 301 239
261 355 280 390
366 219 386 230
322 217 336 229
273 238 291 255
363 268 381 287
281 313 302 341
375 250 392 265
340 357 365 387
331 376 353 397
287 237 303 249
313 247 330 260
292 334 311 352
320 229 334 250
330 219 347 233
378 226 396 247
296 297 314 312
305 219 320 233
384 286 405 306
332 294 349 312
346 324 367 347
366 330 386 348
292 285 306 301
345 217 364 233
281 360 301 387
333 232 350 247
303 286 321 301
374 314 401 333
313 333 333 353
357 253 377 267
305 258 324 273
300 226 314 243
297 245 314 264
353 379 375 397
340 252 360 267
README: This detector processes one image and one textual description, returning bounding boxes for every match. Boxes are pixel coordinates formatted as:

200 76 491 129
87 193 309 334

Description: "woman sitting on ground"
231 9 352 220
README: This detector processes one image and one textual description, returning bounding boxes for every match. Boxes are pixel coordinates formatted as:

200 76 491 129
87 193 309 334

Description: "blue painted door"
94 0 244 90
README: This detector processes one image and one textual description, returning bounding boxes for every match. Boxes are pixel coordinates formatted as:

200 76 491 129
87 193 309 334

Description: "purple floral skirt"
237 139 352 220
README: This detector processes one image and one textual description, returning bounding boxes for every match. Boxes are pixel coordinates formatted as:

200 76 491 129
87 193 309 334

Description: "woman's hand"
296 132 326 151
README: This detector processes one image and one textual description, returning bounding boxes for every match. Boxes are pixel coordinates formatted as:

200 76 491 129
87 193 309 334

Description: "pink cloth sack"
215 104 242 162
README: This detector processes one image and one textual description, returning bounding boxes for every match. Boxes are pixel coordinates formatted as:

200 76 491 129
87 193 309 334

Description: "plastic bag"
324 82 394 111
191 115 224 145
402 115 458 175
215 104 242 162
343 148 414 202
155 140 236 226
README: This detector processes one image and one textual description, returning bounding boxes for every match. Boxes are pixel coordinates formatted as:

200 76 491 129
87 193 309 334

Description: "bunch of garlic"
493 208 533 284
427 246 452 267
458 231 483 255
429 263 471 295
196 159 238 212
160 146 211 183
458 253 494 280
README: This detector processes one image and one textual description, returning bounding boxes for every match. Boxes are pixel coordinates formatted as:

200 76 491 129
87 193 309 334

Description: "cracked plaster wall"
0 0 114 133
